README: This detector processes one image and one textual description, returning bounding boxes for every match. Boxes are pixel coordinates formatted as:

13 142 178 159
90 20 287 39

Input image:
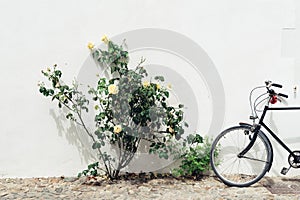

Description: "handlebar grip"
271 83 282 88
278 93 288 98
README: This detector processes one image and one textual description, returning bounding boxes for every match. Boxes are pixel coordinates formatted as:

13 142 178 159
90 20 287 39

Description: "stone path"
0 175 299 199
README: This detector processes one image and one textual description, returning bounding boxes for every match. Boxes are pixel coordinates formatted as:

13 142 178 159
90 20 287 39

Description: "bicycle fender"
239 122 252 127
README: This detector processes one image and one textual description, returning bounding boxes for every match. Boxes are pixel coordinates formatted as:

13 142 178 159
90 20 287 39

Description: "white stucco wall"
0 0 299 177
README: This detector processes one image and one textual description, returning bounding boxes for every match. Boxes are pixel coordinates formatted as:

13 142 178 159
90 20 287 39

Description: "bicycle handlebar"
267 81 288 98
250 81 289 120
278 93 288 98
271 83 282 88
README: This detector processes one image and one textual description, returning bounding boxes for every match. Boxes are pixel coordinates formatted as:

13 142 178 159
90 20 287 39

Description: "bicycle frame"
210 81 300 187
239 105 300 158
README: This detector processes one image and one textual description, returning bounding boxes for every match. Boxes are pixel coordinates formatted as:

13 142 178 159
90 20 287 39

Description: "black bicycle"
210 81 300 187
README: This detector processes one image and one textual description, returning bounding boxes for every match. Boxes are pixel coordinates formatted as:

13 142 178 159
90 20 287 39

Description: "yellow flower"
101 35 109 44
142 81 150 87
114 125 122 134
156 84 161 90
167 83 172 90
87 42 95 50
168 127 174 133
55 81 60 88
47 67 51 72
108 84 118 94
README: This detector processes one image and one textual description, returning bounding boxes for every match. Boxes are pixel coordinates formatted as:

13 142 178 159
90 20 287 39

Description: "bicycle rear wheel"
210 125 272 187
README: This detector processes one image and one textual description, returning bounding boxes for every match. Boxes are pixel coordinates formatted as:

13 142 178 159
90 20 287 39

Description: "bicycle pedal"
281 167 291 175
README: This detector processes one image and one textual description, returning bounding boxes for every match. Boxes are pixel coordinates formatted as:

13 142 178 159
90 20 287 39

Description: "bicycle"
210 81 300 187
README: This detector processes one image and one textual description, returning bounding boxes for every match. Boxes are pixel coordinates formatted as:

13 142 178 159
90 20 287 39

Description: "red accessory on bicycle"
270 95 277 104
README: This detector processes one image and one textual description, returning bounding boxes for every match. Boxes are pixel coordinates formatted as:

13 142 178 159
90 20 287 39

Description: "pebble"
0 176 298 199
55 187 63 193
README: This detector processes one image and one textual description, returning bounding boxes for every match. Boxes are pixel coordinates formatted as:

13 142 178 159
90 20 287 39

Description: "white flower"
108 84 118 94
114 125 122 134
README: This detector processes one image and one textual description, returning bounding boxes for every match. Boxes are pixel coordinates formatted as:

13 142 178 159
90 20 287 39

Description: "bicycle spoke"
211 126 272 187
239 155 268 163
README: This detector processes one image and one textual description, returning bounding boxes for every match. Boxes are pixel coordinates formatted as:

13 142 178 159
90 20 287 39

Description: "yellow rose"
108 84 118 94
156 84 161 90
55 81 60 88
87 42 95 50
114 125 122 134
168 127 174 133
101 35 109 44
142 81 150 87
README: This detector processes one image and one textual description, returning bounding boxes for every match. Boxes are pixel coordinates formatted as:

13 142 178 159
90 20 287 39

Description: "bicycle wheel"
210 125 272 187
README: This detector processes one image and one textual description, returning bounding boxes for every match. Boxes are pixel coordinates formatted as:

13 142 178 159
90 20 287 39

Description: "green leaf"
150 142 155 148
39 87 46 94
92 142 101 149
82 170 88 175
54 70 62 78
66 113 73 119
192 134 203 144
154 76 165 82
91 170 98 176
184 122 189 127
163 91 169 98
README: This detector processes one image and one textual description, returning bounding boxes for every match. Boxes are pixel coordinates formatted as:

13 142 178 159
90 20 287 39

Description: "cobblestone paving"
0 175 299 199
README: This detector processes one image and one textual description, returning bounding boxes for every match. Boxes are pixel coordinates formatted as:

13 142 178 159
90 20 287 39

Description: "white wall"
0 0 299 177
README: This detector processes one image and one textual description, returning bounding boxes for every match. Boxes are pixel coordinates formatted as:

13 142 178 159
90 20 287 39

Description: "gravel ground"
0 175 299 200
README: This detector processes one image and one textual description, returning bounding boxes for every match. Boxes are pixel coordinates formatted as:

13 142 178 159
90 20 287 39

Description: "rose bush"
39 36 203 179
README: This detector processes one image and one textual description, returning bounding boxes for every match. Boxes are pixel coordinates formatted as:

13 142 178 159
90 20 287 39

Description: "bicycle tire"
210 125 273 187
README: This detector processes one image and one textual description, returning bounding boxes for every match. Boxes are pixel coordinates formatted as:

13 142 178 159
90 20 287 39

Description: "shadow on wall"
49 108 180 173
49 109 97 164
